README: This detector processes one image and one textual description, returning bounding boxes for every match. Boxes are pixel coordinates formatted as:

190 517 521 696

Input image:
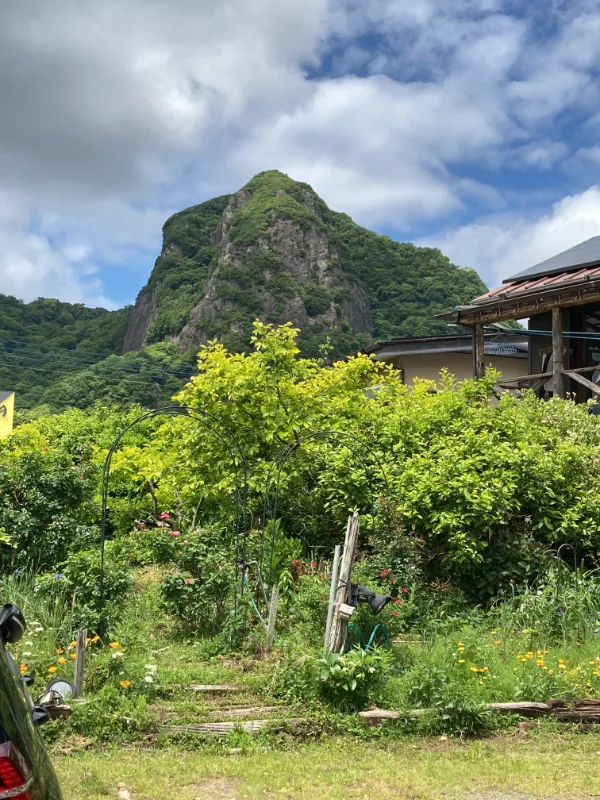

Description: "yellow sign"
0 392 15 439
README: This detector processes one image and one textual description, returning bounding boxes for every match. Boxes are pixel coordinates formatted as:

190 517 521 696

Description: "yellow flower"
558 663 566 670
490 629 498 635
69 641 76 648
109 642 120 649
479 679 484 685
120 680 132 689
458 659 466 664
70 653 76 660
469 666 478 673
57 657 67 665
537 660 544 667
48 666 58 674
590 660 597 666
20 664 27 674
542 665 549 671
55 648 64 654
91 635 100 644
526 652 534 659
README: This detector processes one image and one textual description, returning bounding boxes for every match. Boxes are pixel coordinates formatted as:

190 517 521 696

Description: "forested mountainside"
125 170 486 359
0 171 486 411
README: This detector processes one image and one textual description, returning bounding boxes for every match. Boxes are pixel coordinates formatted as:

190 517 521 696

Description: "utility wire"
523 330 600 340
0 350 191 384
0 354 180 388
0 337 195 379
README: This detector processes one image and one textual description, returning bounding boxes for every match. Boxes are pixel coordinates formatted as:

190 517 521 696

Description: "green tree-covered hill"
0 171 487 411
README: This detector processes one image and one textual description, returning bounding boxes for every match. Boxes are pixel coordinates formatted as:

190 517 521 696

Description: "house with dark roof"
367 327 528 387
440 236 600 401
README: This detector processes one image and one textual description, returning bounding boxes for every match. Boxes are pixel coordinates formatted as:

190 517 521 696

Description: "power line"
0 346 195 383
0 356 173 388
524 329 600 340
0 335 196 378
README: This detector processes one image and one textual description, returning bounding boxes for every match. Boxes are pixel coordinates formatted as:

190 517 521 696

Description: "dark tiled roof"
507 235 600 282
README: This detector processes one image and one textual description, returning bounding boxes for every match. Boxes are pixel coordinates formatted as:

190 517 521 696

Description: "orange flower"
48 666 58 674
109 642 120 649
57 657 67 665
20 664 27 674
120 680 132 689
70 653 76 660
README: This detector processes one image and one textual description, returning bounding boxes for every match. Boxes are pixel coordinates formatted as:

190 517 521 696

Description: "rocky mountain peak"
123 170 486 358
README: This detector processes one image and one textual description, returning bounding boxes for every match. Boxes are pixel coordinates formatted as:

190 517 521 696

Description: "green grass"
55 734 600 799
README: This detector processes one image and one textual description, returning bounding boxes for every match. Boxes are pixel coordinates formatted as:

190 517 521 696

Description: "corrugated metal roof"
507 235 600 283
471 263 600 306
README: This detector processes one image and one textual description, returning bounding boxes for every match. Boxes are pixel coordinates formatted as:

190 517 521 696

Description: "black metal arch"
260 429 391 596
99 405 249 610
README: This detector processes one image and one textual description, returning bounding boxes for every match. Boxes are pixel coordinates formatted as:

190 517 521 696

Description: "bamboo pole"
324 544 342 654
327 513 360 654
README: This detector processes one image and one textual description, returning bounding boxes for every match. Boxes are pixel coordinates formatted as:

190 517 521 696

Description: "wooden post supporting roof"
474 324 485 379
552 306 565 398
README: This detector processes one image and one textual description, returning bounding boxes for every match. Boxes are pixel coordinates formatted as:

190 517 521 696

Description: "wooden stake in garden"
266 583 280 649
74 628 87 698
327 512 360 654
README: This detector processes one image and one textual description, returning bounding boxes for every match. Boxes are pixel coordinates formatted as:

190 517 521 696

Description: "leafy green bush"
313 647 392 711
36 545 133 632
48 684 152 743
158 526 235 634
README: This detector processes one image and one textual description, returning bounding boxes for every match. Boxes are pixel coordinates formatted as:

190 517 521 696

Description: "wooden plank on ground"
548 698 600 721
189 684 241 693
161 718 305 736
208 706 289 718
359 702 551 726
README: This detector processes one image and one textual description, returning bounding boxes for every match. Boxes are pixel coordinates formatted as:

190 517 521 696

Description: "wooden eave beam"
452 282 600 326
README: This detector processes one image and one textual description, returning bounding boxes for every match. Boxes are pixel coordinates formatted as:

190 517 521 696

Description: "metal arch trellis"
98 404 250 620
260 429 391 600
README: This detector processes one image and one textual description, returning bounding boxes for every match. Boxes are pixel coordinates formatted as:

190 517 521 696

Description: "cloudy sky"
3 0 600 309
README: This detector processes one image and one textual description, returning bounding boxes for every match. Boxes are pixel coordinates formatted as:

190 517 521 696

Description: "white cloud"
428 187 600 287
232 73 511 227
2 0 600 307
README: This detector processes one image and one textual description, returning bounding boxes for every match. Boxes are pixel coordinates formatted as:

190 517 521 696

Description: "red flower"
184 578 192 585
401 587 409 595
168 531 181 538
393 597 404 605
380 568 391 578
160 512 170 520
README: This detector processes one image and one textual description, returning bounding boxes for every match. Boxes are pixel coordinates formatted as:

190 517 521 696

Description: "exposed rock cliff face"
123 170 486 358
